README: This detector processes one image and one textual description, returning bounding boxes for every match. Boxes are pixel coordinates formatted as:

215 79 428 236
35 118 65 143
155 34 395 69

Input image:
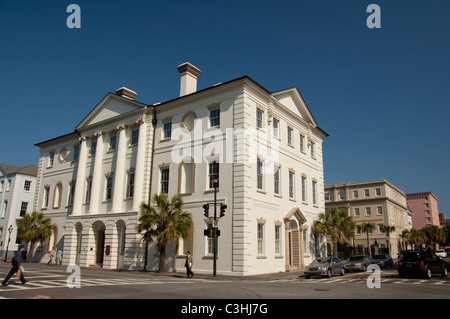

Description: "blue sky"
1 0 449 217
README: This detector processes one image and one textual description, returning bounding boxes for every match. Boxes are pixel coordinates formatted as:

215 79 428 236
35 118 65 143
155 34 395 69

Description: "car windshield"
348 256 364 262
311 258 331 265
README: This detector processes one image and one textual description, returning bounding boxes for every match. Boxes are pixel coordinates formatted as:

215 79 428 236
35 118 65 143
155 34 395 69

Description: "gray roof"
0 163 38 177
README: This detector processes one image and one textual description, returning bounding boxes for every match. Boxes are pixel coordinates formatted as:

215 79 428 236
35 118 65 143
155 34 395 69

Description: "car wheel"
305 275 311 279
442 266 448 278
326 268 332 278
340 267 345 276
424 267 432 279
362 265 367 272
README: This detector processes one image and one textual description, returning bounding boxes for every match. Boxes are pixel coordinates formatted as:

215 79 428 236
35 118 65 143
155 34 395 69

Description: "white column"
72 136 88 216
112 124 127 213
89 131 104 214
132 118 148 212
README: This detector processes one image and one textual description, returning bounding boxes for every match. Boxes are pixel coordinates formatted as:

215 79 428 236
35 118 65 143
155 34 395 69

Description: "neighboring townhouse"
0 163 37 259
406 192 440 230
325 180 409 257
34 62 328 275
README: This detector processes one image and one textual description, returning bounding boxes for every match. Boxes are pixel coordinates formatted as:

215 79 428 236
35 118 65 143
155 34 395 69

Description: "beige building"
325 180 409 257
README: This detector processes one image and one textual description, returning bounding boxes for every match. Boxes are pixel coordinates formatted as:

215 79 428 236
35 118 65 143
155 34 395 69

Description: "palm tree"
422 225 445 250
400 229 410 251
137 193 192 273
380 225 396 256
408 229 426 249
16 211 53 262
314 207 355 257
360 223 375 257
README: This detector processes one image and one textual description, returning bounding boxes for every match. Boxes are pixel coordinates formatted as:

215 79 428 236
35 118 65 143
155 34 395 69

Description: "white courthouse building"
34 63 328 275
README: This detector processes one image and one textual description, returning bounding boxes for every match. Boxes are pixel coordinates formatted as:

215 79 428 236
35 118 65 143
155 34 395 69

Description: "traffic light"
220 203 227 217
203 203 210 217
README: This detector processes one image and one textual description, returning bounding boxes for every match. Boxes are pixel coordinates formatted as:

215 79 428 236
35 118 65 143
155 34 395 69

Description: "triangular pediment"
76 93 146 130
271 87 317 127
284 207 307 225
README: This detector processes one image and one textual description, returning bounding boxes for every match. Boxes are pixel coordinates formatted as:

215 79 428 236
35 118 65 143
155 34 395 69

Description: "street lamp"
4 225 13 262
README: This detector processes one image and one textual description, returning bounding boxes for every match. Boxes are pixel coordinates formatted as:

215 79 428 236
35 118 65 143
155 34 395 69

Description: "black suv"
398 250 448 279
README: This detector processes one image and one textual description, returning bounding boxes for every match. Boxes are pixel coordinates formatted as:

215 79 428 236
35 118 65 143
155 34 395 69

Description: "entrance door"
96 229 105 266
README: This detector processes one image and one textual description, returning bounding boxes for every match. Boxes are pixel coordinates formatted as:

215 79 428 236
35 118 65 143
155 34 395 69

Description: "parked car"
372 254 394 268
345 255 375 272
304 257 346 279
435 249 448 258
397 250 448 279
445 247 450 256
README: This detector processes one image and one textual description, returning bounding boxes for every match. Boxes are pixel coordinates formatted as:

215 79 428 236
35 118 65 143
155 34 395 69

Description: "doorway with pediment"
284 207 307 272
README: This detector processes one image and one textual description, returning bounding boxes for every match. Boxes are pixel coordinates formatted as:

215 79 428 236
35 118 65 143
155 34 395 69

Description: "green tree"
360 223 375 257
408 229 426 249
314 207 355 257
400 229 410 251
137 194 192 273
422 225 445 249
16 211 53 262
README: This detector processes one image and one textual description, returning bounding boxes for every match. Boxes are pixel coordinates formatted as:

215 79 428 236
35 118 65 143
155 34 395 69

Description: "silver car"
345 255 375 272
304 257 345 279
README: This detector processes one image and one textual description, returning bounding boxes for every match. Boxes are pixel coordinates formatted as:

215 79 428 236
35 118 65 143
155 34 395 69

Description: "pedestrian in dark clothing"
2 245 28 286
185 251 194 278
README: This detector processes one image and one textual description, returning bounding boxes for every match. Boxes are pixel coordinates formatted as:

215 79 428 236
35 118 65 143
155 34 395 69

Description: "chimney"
115 87 138 100
177 62 202 97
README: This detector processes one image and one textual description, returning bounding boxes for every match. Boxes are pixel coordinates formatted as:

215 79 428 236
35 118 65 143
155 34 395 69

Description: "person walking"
185 251 194 278
2 245 28 286
56 248 63 265
48 246 56 265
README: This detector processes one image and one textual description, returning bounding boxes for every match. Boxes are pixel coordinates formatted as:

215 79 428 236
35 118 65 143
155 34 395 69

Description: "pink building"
406 192 440 229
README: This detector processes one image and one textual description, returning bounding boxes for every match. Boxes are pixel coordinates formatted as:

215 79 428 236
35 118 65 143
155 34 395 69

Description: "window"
356 226 361 235
73 145 80 161
180 162 194 194
68 182 75 206
375 188 381 196
365 207 371 216
354 208 360 217
163 122 172 139
85 178 93 203
257 223 265 255
274 166 280 195
377 206 383 215
43 186 50 208
205 222 215 256
20 202 28 216
209 108 220 127
273 119 279 138
311 141 316 158
300 134 305 152
90 141 97 156
287 127 293 145
378 225 385 234
53 183 62 208
364 189 370 197
339 191 345 200
301 176 307 202
275 225 281 255
48 152 54 167
105 176 113 201
0 181 3 192
131 129 139 145
289 171 295 199
160 167 170 194
425 210 430 215
126 173 135 198
257 159 264 190
303 229 309 255
312 181 317 205
353 190 359 198
256 109 263 129
109 134 117 151
208 162 219 189
6 179 11 191
325 192 332 201
1 200 7 218
24 180 31 191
